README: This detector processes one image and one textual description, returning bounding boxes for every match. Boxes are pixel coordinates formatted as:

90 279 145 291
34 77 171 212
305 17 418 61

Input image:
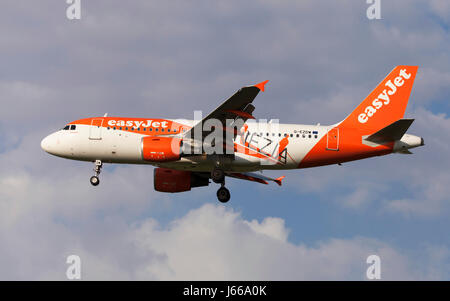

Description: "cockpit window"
63 125 70 130
70 125 76 130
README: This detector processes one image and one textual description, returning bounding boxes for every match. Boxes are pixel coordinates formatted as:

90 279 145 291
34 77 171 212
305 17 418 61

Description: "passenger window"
290 134 293 137
155 128 159 132
149 128 152 131
278 133 281 137
143 128 146 131
296 134 299 138
161 129 165 132
308 134 311 138
125 127 128 130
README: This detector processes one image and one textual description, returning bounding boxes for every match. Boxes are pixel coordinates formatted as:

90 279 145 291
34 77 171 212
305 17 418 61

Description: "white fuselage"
41 117 423 173
41 119 329 172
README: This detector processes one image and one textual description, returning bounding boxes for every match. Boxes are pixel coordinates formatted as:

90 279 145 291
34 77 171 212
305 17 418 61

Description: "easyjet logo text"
358 69 411 124
107 120 169 128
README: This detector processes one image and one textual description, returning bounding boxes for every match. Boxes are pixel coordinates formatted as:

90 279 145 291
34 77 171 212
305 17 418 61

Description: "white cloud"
0 155 446 281
430 0 450 22
82 204 450 280
413 68 450 105
0 168 447 281
244 217 288 242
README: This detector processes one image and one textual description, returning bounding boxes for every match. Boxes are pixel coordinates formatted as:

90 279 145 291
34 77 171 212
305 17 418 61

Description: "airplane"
41 65 424 203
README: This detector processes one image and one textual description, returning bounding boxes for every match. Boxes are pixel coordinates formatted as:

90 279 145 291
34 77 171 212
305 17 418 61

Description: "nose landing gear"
212 168 230 203
90 160 102 186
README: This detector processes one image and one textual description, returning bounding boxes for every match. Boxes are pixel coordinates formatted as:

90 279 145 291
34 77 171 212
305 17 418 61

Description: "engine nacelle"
141 137 182 162
154 168 209 193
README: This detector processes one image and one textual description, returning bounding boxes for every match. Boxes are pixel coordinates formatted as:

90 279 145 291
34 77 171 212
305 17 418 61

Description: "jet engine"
154 168 209 193
141 137 182 162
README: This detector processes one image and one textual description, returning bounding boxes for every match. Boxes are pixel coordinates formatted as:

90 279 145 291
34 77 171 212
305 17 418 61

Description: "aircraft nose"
41 135 51 153
41 133 59 154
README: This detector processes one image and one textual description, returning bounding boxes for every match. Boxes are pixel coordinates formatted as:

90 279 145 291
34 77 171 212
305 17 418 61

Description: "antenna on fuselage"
103 113 108 117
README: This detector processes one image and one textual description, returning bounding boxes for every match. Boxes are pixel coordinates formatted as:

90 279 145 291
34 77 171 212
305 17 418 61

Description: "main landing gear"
212 167 230 203
211 168 225 183
217 185 230 203
90 160 102 186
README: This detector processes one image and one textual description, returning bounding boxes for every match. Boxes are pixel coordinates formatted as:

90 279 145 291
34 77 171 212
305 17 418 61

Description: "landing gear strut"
211 168 225 184
90 160 102 186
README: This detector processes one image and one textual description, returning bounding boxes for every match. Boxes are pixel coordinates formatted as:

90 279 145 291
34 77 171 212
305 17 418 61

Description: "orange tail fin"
339 66 418 132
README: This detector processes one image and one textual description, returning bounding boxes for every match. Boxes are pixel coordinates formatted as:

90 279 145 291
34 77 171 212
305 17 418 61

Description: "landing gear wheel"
90 176 100 186
90 160 103 187
211 168 225 184
217 187 231 203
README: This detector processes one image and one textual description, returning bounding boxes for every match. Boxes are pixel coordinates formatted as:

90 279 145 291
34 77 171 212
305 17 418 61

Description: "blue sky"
0 0 449 280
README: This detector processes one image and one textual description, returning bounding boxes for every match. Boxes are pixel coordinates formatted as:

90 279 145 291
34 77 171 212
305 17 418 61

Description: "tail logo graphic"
358 69 412 124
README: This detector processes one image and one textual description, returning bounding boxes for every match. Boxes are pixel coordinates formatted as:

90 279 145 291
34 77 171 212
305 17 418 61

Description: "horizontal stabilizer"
365 119 414 144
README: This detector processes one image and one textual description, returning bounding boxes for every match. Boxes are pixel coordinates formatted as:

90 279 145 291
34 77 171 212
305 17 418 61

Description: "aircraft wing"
226 172 285 186
183 80 269 142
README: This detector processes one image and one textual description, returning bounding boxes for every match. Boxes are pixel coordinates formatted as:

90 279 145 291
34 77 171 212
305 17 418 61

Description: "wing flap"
226 172 285 186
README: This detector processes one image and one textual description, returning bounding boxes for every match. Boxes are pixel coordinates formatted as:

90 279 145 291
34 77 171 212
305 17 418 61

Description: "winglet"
254 80 269 92
274 176 285 186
